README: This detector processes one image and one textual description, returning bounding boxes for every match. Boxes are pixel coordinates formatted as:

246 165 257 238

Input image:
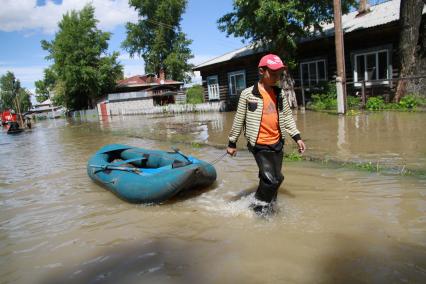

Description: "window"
228 70 246 96
206 75 219 100
354 49 390 86
300 59 327 88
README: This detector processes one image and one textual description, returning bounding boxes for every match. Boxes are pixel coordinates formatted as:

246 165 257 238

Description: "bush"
308 82 337 110
413 94 426 107
383 102 400 110
186 85 204 104
366 96 385 110
309 95 327 110
399 94 418 110
347 96 360 110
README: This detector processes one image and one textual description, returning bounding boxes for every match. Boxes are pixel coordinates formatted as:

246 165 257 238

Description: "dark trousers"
249 141 284 205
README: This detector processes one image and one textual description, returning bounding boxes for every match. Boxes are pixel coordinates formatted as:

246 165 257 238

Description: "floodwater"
0 110 425 284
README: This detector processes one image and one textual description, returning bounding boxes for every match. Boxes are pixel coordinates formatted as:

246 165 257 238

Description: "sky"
0 0 245 97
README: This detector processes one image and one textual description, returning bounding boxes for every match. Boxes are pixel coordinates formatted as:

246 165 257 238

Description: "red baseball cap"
258 54 286 71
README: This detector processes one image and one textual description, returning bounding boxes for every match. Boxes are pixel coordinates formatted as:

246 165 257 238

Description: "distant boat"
87 144 217 203
6 121 24 134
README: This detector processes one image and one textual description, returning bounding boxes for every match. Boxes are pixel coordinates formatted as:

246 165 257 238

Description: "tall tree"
394 0 425 101
122 0 194 82
17 88 32 113
0 71 32 112
34 67 56 103
41 4 123 110
218 0 356 66
0 71 16 110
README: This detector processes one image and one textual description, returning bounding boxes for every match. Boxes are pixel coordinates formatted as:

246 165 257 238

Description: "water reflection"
337 115 348 157
1 111 426 283
58 111 426 171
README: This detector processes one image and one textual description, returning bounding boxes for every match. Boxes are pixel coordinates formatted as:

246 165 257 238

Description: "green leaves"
0 71 32 112
41 4 123 110
218 0 356 61
186 85 204 104
0 71 17 110
123 0 194 82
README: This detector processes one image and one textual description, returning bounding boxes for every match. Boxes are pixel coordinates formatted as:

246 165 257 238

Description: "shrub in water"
399 94 418 110
366 97 385 110
347 96 360 110
308 83 337 110
186 85 204 104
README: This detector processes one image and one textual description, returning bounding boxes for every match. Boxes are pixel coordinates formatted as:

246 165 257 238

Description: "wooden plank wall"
196 18 420 105
200 53 264 102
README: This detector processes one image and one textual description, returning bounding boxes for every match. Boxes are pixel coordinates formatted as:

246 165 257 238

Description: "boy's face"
260 67 283 87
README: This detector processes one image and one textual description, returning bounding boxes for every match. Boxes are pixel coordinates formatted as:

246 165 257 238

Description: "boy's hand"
297 140 306 154
227 147 237 157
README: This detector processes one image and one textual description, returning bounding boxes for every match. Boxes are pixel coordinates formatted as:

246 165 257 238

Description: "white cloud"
0 0 139 34
0 65 46 88
123 63 145 78
0 61 146 88
116 53 145 77
185 70 201 87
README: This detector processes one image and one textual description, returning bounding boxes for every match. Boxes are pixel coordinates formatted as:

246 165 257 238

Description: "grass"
118 132 425 177
191 142 202 148
284 151 303 161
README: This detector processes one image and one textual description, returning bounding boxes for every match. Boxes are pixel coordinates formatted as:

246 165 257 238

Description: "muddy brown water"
0 111 425 283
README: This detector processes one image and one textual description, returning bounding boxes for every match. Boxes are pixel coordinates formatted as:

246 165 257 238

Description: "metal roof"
193 44 265 70
117 75 183 88
318 0 402 36
194 0 425 70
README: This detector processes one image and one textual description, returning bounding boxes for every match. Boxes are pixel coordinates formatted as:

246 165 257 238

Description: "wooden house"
27 99 65 119
193 0 426 107
98 73 184 116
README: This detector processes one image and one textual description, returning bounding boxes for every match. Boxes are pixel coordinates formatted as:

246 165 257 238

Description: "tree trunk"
282 70 298 108
357 0 370 15
394 0 424 102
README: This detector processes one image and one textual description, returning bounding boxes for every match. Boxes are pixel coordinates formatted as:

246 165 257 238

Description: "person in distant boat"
226 54 306 216
25 116 32 129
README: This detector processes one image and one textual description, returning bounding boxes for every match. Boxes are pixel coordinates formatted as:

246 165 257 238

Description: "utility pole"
333 0 347 114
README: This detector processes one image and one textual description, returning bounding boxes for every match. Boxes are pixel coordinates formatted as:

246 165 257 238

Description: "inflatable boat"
87 144 217 203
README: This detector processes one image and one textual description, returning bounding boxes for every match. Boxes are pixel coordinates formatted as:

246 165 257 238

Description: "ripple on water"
1 115 426 284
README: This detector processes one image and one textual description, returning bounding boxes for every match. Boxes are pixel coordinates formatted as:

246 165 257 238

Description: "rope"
209 152 228 165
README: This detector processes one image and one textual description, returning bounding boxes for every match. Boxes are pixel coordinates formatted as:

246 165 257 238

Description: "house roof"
194 0 425 70
313 0 424 39
193 44 266 70
33 98 52 107
117 75 183 88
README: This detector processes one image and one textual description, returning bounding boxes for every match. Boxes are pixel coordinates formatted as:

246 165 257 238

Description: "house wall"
196 19 414 107
104 98 154 116
199 53 266 102
294 21 400 101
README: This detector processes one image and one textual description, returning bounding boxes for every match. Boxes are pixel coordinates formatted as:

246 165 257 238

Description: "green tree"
34 67 56 103
186 84 204 104
41 4 123 110
0 71 32 112
218 0 356 65
122 0 194 82
394 0 425 101
17 88 32 112
0 71 16 110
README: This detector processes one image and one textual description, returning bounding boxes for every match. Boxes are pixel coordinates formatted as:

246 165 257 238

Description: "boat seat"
172 159 191 168
110 156 148 167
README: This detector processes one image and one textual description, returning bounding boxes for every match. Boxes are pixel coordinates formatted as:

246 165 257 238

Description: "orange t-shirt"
256 83 281 145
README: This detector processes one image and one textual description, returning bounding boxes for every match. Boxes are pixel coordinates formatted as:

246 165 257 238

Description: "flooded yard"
0 110 425 283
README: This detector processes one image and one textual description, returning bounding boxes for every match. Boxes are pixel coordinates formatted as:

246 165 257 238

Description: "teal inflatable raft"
87 144 217 203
